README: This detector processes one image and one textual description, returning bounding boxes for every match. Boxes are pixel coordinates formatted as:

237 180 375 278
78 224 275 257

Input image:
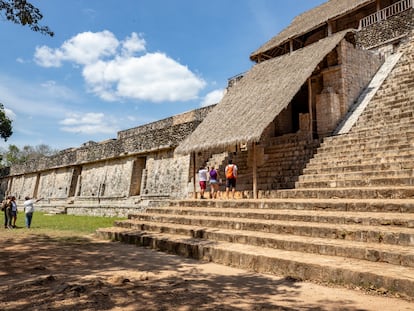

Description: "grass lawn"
0 210 125 237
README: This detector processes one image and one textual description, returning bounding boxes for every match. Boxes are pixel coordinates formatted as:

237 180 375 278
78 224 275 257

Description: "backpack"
226 164 234 179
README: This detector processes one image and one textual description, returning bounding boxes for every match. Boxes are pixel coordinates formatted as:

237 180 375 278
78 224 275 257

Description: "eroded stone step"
145 207 414 228
96 227 414 299
267 187 414 199
102 220 414 268
314 145 414 158
298 169 414 183
295 176 414 188
168 198 414 213
308 154 414 168
315 141 414 155
303 161 414 174
127 214 414 246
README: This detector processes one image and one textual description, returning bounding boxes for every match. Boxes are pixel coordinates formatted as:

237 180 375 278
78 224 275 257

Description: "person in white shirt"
198 166 209 199
23 196 43 228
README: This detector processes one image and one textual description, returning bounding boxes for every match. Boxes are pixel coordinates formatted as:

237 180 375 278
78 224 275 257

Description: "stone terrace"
96 36 414 298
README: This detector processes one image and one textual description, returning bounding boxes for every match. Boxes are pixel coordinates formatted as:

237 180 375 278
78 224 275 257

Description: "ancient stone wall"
143 150 190 198
316 40 382 136
117 105 215 139
356 9 414 49
10 174 37 201
8 106 214 176
339 40 383 114
37 167 73 199
78 157 134 198
2 106 212 202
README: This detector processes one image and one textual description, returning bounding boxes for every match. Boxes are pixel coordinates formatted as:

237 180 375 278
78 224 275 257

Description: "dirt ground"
0 229 413 311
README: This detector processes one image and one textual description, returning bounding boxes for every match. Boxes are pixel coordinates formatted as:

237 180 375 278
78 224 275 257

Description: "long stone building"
1 0 413 215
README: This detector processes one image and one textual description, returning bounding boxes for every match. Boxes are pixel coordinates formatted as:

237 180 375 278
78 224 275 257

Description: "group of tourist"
2 196 43 229
198 159 238 199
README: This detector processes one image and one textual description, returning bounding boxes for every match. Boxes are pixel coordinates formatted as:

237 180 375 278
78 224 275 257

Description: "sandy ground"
0 229 413 311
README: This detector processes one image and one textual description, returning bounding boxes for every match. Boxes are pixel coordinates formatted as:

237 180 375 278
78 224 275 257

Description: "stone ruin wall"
144 150 191 198
316 40 383 137
356 8 414 51
3 106 215 203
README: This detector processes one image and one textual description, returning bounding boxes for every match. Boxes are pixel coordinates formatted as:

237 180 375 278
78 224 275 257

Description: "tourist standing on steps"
209 166 220 199
2 196 12 229
198 166 209 199
10 196 18 228
225 159 238 199
23 196 43 228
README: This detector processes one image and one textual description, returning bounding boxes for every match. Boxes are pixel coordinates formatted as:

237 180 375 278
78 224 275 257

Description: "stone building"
1 0 413 214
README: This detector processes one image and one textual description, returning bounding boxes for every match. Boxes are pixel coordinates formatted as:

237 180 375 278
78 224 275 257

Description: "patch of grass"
0 211 125 235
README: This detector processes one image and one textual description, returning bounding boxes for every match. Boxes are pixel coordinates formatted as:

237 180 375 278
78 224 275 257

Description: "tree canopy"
0 143 58 166
0 0 53 36
0 103 12 142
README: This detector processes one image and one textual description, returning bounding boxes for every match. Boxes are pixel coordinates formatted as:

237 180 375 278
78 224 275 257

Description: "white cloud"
34 31 206 103
122 32 146 56
35 30 119 67
201 89 225 107
60 112 118 135
34 45 64 67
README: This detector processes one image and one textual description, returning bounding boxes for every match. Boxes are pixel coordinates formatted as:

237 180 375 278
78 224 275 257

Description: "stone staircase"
96 38 414 298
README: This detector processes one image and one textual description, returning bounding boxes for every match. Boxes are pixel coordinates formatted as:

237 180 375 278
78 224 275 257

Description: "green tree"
0 103 12 142
3 144 21 166
0 143 58 167
0 0 53 36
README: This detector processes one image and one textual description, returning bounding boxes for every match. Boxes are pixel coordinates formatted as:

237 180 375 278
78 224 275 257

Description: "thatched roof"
250 0 373 60
176 30 354 155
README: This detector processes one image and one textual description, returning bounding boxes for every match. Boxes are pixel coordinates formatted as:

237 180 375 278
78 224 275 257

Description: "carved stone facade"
0 106 214 209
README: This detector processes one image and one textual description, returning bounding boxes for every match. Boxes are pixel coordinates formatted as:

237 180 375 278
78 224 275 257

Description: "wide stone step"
168 198 414 213
298 169 414 183
315 142 414 156
322 129 414 145
108 218 414 268
360 113 414 124
315 140 414 155
145 207 414 228
362 105 414 117
349 120 414 134
96 227 414 298
295 176 414 188
267 187 414 199
304 152 414 171
303 160 414 175
129 213 414 246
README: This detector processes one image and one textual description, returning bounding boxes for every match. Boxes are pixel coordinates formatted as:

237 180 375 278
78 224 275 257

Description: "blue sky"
0 0 325 151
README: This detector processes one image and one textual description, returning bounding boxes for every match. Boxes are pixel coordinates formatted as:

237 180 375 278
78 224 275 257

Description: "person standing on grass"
2 196 12 229
10 196 18 228
23 196 43 228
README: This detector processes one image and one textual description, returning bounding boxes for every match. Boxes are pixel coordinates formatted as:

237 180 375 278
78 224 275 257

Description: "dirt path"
0 229 412 311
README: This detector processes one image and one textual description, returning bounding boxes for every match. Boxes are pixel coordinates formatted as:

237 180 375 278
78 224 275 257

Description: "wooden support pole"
308 78 313 139
192 152 197 199
252 142 258 199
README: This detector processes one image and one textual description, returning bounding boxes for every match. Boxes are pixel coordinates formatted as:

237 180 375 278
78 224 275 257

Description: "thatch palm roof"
176 30 354 155
250 0 373 60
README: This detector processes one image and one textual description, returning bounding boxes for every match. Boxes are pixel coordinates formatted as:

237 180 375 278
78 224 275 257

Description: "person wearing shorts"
198 166 208 199
209 166 220 199
225 160 238 199
10 196 18 228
